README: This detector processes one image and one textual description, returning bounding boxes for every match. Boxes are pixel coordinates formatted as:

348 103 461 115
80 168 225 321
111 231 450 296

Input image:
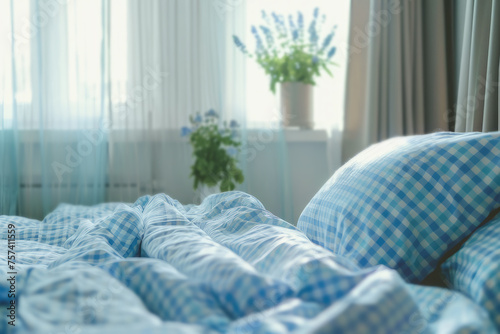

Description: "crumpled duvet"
0 192 495 333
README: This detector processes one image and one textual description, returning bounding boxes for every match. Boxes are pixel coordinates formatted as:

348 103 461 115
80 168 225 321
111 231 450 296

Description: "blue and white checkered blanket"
0 192 496 333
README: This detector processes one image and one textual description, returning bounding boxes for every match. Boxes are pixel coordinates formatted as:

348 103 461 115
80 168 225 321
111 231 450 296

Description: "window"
245 0 350 130
0 0 128 129
0 0 31 128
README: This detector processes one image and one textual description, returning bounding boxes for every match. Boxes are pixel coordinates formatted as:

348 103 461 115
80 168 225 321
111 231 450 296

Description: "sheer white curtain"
1 0 109 217
108 0 247 204
2 0 301 220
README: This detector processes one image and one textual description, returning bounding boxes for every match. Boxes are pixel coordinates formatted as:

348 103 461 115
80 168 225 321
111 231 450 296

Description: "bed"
1 131 499 333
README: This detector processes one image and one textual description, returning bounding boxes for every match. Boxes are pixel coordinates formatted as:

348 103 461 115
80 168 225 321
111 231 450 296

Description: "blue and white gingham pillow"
298 132 500 282
440 213 500 330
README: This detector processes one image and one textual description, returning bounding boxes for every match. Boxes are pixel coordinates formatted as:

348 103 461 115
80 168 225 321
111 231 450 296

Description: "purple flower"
260 25 274 46
279 14 287 35
233 35 247 54
251 25 264 52
321 32 334 51
181 126 192 137
308 20 318 45
327 46 337 59
288 15 296 30
312 56 318 64
205 109 218 118
194 114 202 123
271 12 283 35
229 120 239 128
226 147 238 156
297 11 304 31
289 15 298 41
313 7 319 19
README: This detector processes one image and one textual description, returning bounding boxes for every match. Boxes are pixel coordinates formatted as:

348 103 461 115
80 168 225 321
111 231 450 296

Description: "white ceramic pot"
280 82 314 129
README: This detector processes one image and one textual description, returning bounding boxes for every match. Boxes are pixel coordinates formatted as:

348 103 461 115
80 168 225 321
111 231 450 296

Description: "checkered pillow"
298 132 500 282
440 213 500 330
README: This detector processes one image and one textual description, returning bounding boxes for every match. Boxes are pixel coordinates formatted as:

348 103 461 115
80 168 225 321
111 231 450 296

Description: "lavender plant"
233 8 337 93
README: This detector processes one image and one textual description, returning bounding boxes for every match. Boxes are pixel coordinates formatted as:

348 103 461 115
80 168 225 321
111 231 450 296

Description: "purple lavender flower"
226 147 238 156
194 114 202 123
327 46 337 59
288 15 299 41
308 20 318 45
312 55 318 64
259 25 274 46
251 25 264 52
279 14 287 35
233 35 247 54
205 109 218 118
271 12 281 34
181 126 192 137
313 7 319 19
297 11 304 36
288 15 296 30
261 10 273 27
229 120 239 128
321 32 334 51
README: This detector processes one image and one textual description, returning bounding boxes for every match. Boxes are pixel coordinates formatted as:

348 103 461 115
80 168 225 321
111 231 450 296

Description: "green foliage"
233 8 338 93
256 44 335 93
183 112 244 192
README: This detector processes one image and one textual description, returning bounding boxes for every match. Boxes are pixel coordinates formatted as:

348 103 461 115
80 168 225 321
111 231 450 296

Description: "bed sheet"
0 192 495 333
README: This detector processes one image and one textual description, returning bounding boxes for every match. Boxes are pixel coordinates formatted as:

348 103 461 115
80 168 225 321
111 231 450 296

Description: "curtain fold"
31 0 109 216
0 0 109 217
343 0 450 162
112 0 247 205
0 0 19 215
454 0 500 132
0 130 18 215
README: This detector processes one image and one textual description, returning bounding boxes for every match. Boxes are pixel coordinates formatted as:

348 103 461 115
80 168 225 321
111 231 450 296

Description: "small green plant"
233 8 338 93
181 109 244 192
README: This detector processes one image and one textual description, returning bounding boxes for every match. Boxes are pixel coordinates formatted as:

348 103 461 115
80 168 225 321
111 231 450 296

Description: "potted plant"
181 109 244 203
233 8 337 129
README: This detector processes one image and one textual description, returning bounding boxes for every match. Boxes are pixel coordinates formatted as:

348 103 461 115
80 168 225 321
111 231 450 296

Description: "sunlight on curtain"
1 0 109 217
0 0 20 215
1 0 330 221
108 0 247 205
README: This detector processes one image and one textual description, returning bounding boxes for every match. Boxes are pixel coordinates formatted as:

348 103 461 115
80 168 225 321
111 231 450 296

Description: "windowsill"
9 128 329 143
283 129 328 143
244 128 328 143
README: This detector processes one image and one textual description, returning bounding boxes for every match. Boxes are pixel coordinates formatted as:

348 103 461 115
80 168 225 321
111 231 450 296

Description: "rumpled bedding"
0 192 495 333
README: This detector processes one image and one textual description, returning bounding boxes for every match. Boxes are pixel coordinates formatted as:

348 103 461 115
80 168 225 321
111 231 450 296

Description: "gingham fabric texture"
441 212 500 331
0 192 496 333
298 132 500 283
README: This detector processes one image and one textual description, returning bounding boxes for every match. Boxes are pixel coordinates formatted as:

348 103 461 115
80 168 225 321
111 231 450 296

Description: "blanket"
0 192 495 333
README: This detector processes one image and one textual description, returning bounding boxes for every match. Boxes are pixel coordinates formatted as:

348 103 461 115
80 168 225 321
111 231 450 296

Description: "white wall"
17 130 331 223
